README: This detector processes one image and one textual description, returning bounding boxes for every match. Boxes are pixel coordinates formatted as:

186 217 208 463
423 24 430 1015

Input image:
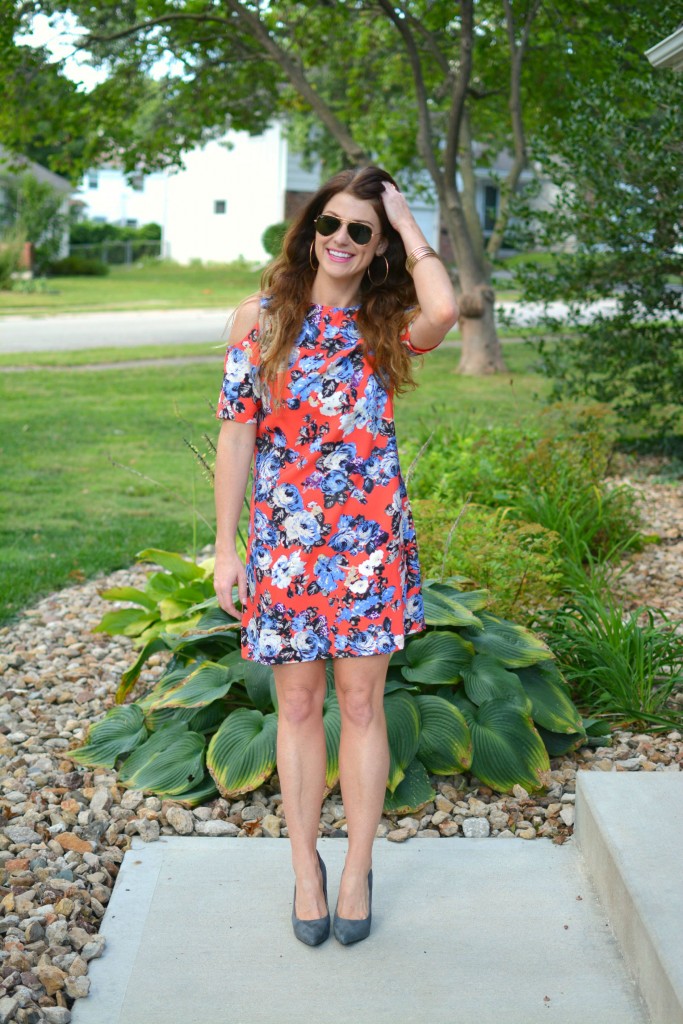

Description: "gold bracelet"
405 245 440 274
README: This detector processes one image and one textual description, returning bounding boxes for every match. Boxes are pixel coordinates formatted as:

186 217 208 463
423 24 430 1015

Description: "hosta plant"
71 553 587 813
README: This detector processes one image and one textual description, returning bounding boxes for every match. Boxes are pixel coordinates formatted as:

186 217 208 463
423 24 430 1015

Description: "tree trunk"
456 287 506 374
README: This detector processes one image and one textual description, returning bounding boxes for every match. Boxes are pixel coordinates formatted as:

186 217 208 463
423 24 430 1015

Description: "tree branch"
443 0 473 188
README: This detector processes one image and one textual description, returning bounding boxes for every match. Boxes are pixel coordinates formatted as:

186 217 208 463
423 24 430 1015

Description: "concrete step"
575 771 683 1024
72 830 650 1024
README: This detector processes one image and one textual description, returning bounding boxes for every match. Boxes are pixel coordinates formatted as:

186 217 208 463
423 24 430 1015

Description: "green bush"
261 221 289 259
48 255 109 276
0 226 26 290
404 404 643 591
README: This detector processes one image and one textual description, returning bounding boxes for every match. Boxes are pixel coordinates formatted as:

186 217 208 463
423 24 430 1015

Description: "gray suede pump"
333 869 373 945
291 851 330 946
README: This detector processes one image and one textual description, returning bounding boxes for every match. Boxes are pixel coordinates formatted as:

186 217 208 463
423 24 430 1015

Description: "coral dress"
216 302 425 665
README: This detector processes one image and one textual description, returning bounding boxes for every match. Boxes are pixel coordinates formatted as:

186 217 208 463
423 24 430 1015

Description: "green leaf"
516 662 585 735
462 654 531 711
467 698 551 793
159 597 194 621
422 587 483 628
243 661 276 711
206 708 278 797
425 580 490 611
92 608 156 637
137 548 206 581
384 690 420 792
402 630 473 686
464 613 554 668
118 723 206 796
170 772 220 808
187 700 230 735
323 692 341 789
415 694 472 774
100 585 158 611
145 571 178 601
383 758 435 814
537 725 586 757
69 704 148 768
148 661 234 711
115 636 170 704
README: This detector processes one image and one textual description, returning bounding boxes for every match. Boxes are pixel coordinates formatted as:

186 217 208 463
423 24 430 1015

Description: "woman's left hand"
380 181 416 233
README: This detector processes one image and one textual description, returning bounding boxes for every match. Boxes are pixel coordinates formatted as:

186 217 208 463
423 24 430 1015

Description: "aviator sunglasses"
313 213 379 246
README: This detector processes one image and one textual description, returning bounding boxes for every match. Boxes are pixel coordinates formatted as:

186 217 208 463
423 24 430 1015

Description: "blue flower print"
283 509 323 548
313 552 347 595
271 549 307 589
291 627 330 661
328 514 388 556
272 483 304 513
253 509 278 547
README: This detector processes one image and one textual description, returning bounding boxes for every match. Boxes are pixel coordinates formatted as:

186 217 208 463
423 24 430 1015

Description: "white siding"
164 125 288 263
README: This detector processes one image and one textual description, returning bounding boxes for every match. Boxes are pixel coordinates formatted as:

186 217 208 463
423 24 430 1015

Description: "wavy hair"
258 165 419 396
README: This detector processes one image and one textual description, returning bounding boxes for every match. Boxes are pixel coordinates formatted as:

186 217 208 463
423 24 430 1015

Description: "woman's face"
313 190 387 285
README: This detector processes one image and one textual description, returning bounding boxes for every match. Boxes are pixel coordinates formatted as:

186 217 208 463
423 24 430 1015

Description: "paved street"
0 308 233 354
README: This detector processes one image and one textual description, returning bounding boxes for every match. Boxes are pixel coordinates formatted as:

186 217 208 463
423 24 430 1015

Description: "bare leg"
334 652 390 919
273 660 328 920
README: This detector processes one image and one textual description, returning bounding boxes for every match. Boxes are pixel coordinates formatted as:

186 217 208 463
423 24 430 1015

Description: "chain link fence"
68 240 163 265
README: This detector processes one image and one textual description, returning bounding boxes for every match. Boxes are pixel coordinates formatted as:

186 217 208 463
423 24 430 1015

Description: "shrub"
48 255 109 276
262 221 289 258
0 226 26 290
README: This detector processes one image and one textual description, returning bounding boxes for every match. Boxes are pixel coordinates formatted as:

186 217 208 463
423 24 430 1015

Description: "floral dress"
216 302 426 665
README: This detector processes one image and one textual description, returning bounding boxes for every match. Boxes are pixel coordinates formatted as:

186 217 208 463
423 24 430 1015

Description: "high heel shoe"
292 851 330 946
333 869 373 945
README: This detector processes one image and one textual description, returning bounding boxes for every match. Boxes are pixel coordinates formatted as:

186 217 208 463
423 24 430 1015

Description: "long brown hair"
259 166 419 394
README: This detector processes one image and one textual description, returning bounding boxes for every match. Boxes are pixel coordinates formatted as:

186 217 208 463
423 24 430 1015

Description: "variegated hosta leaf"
243 661 276 711
170 773 220 808
422 587 483 629
188 700 231 735
383 757 435 815
464 613 554 668
115 636 171 704
147 661 235 711
100 585 158 611
93 608 156 638
415 694 472 774
69 704 148 768
425 579 490 611
118 723 206 796
323 692 341 790
384 691 420 792
516 662 585 735
462 654 531 711
206 708 278 798
138 665 196 713
467 698 550 793
137 548 207 582
402 630 474 686
537 725 586 757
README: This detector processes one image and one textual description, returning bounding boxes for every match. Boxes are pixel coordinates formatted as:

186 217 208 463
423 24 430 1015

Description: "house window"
484 185 499 233
214 200 226 214
87 171 98 189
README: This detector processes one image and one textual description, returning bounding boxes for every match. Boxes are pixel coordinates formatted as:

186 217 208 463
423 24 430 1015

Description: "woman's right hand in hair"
214 548 247 620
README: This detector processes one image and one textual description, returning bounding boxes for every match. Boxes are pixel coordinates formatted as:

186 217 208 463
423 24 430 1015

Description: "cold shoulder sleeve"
216 322 264 423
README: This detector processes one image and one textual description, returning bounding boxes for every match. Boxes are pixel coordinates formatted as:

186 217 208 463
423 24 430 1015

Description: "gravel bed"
1 476 682 1023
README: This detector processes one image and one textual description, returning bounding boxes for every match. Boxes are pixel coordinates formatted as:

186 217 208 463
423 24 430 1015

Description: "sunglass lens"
348 223 372 245
315 215 339 237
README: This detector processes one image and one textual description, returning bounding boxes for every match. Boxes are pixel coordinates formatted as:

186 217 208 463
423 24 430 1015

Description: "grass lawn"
0 261 523 316
0 339 550 624
0 261 263 315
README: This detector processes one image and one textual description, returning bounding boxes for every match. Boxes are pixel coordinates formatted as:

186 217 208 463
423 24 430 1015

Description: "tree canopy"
4 1 681 374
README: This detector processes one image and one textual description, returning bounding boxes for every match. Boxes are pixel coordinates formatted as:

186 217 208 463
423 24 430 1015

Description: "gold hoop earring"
309 241 318 271
367 254 389 287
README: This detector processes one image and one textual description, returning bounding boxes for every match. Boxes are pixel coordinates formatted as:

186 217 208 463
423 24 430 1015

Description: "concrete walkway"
69 772 683 1024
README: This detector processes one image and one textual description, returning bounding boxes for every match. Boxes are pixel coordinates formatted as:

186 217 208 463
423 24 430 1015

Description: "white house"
76 126 449 264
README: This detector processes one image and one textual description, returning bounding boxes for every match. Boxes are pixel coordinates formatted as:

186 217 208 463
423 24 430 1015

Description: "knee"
339 688 377 730
278 686 321 727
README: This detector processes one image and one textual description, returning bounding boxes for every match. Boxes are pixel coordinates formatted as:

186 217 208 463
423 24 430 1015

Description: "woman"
214 165 458 946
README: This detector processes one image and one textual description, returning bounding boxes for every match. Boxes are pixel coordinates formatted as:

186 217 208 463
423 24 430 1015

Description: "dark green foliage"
48 256 109 277
261 222 289 259
0 173 67 272
513 73 683 437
